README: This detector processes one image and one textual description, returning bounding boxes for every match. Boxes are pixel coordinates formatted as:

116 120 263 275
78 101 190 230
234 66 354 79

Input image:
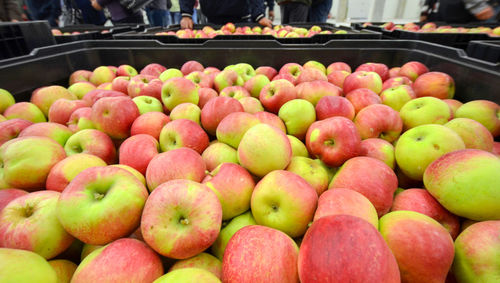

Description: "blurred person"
421 0 499 23
146 0 171 27
309 0 332 22
170 0 181 23
25 0 61 26
61 0 107 25
266 0 275 21
277 0 311 24
90 0 145 24
179 0 272 29
0 0 23 21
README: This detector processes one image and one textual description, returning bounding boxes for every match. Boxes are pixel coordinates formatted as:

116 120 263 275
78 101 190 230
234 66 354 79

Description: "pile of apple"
51 29 110 36
363 22 500 36
154 22 346 38
0 58 499 283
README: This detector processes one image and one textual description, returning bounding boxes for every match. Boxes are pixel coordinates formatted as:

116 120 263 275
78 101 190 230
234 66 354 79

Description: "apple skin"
219 86 250 100
201 142 238 172
132 95 163 115
68 82 97 100
315 96 355 121
89 66 116 86
381 76 412 91
222 225 299 283
65 128 116 163
255 66 278 80
216 112 260 149
279 62 303 79
296 67 328 84
413 71 455 99
91 96 139 140
141 179 222 259
170 102 201 125
48 99 88 125
96 82 112 90
313 188 378 228
296 81 342 106
345 88 382 113
455 100 500 137
395 124 465 181
326 62 352 74
110 76 130 94
388 67 400 78
130 111 170 140
18 122 72 147
327 70 350 89
156 268 220 283
181 60 204 75
272 73 297 85
452 221 500 282
1 136 66 191
82 89 127 106
57 166 148 245
198 87 218 108
243 74 270 98
355 62 389 81
146 147 206 192
359 138 396 169
169 253 222 279
201 96 244 136
391 188 460 239
254 111 287 133
66 107 94 132
161 77 199 112
4 102 47 123
298 215 400 283
159 119 209 154
259 79 297 114
343 71 383 94
443 98 463 117
379 211 455 283
398 61 429 81
0 118 33 146
424 149 500 221
46 153 106 192
239 96 264 114
211 211 256 260
285 156 329 196
159 68 183 82
286 135 308 157
493 142 500 157
214 69 244 92
119 134 159 175
444 118 494 151
140 63 167 77
0 189 28 211
0 191 74 259
305 117 361 167
127 75 163 100
69 70 92 85
303 60 326 74
251 170 317 237
116 64 138 77
184 70 213 88
0 248 58 283
238 123 292 177
71 238 164 283
400 96 452 130
203 163 255 220
48 259 77 283
354 104 403 143
380 84 417 111
278 99 316 140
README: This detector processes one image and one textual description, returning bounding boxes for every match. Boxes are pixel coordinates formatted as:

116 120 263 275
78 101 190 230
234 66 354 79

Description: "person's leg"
192 8 198 24
309 0 332 22
146 7 155 26
287 2 309 23
280 4 288 24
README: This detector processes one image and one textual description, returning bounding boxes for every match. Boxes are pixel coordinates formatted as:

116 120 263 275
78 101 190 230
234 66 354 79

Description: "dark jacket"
180 0 266 24
97 0 138 21
25 0 61 26
0 0 22 21
276 0 312 6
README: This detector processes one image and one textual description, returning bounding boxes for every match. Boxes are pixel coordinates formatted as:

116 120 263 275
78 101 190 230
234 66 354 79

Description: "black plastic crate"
53 25 133 43
0 21 56 60
0 39 498 104
467 41 500 63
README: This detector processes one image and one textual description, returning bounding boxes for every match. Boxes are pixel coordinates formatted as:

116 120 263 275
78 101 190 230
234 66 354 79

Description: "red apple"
354 104 403 142
91 96 139 139
64 129 116 164
18 122 72 146
181 60 204 75
359 138 395 169
381 76 412 91
398 61 429 81
201 96 243 136
127 75 163 100
159 119 209 154
255 66 278 80
355 62 389 81
140 63 166 77
0 118 33 146
259 79 296 114
315 95 355 120
198 87 218 108
82 89 127 106
130 111 170 140
48 99 88 125
0 189 28 211
326 62 352 74
119 134 159 175
345 88 382 113
254 111 287 133
296 81 342 106
69 70 92 85
31 85 76 116
327 70 350 89
343 71 383 94
413 71 455 99
296 67 327 84
116 64 138 77
67 107 94 132
4 102 46 123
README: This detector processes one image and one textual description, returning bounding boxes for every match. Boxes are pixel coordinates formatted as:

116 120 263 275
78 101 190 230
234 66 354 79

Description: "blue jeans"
146 8 170 27
309 0 333 22
170 11 181 24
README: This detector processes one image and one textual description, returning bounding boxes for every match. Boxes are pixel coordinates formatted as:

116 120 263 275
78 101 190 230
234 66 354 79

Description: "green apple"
286 156 329 196
279 99 316 139
287 135 309 157
380 85 416 111
80 243 102 261
155 268 221 283
455 100 500 137
211 211 257 260
132 96 163 114
170 103 201 125
0 88 15 114
202 142 239 172
89 66 116 86
31 85 76 116
0 248 58 283
169 253 222 279
399 97 451 129
243 74 270 98
159 68 183 82
4 102 47 123
161 77 199 111
444 118 494 151
227 63 255 82
68 82 96 99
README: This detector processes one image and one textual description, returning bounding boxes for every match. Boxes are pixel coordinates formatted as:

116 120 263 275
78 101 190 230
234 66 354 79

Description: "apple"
198 87 218 108
279 63 303 80
4 102 47 123
91 96 140 139
0 136 66 191
169 103 201 125
355 62 389 81
255 66 278 80
48 259 77 283
444 118 494 151
327 70 350 89
381 76 412 91
0 189 28 211
296 81 342 106
443 98 463 117
145 147 206 191
127 75 163 100
238 96 264 114
130 111 170 140
116 64 138 77
169 253 222 279
159 119 209 153
141 179 222 259
424 149 500 221
211 211 256 260
272 73 297 85
305 117 361 167
452 221 500 282
0 118 33 146
96 82 112 90
67 107 94 132
181 60 204 75
278 99 316 140
159 68 183 82
48 99 88 125
0 88 17 113
216 112 260 149
413 71 455 99
395 124 466 180
118 134 159 175
237 123 292 177
254 111 287 133
285 156 328 196
354 104 403 142
391 188 460 239
0 248 58 282
219 86 250 100
259 79 297 114
0 191 74 259
214 69 244 92
140 63 166 77
132 96 163 114
203 163 254 220
455 100 500 137
380 84 416 111
493 142 500 156
156 268 220 282
243 74 270 98
69 70 92 85
227 63 255 83
71 238 163 283
398 61 429 81
18 122 72 147
222 225 299 283
399 97 452 129
185 71 214 89
201 96 244 136
303 60 326 74
161 77 199 112
326 62 352 74
64 129 116 164
57 166 148 245
298 215 400 283
286 135 308 157
345 88 382 113
343 71 383 94
89 66 116 86
82 89 126 106
359 138 395 169
388 67 400 78
379 211 455 283
296 67 327 84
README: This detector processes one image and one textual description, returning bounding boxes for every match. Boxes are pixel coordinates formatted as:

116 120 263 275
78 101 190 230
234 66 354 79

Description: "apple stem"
180 218 190 225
